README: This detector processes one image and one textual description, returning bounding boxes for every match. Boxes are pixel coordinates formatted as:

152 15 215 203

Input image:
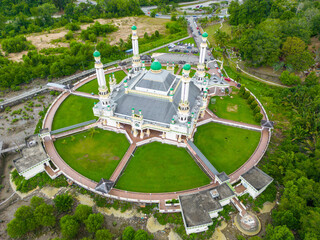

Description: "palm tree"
88 127 98 138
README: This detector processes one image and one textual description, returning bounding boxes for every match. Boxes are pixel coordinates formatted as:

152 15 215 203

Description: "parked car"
225 77 231 82
184 50 189 53
175 49 180 52
187 46 192 49
210 56 214 60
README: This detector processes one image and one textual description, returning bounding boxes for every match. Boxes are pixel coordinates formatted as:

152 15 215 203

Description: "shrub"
253 105 261 114
74 204 93 222
66 22 80 31
65 31 74 40
250 101 258 110
54 193 74 213
254 112 263 123
122 226 135 240
243 91 250 99
60 215 79 239
95 229 113 240
247 95 254 104
85 213 104 233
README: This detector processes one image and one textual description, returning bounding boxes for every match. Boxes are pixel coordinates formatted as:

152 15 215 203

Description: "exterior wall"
106 118 117 127
166 131 177 141
219 197 232 207
209 210 221 218
186 224 211 235
240 177 259 199
22 164 46 180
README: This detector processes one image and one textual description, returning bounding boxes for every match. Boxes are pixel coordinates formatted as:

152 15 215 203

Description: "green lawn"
209 87 257 125
54 129 130 182
52 95 97 130
194 123 261 174
76 70 127 95
204 22 232 45
181 37 197 45
115 142 210 193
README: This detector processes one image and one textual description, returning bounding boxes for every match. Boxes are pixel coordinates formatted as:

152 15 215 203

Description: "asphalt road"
153 53 199 65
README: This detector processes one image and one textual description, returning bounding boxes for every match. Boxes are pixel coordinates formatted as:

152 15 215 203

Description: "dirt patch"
227 104 238 112
168 229 182 240
26 30 69 51
259 201 276 214
146 216 167 233
75 193 95 207
112 156 120 160
7 51 29 62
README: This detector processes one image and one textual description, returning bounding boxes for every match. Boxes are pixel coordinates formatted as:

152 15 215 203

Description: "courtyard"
54 129 130 182
194 122 261 174
115 142 211 193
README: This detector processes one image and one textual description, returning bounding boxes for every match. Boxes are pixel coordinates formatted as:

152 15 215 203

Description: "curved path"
42 67 271 203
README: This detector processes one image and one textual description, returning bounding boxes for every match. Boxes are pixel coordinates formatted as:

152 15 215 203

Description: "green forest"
215 0 320 74
0 0 188 91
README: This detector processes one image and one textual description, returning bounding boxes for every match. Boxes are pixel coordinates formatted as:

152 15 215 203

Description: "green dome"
93 50 100 57
131 25 137 30
151 61 162 71
183 64 191 71
202 32 208 38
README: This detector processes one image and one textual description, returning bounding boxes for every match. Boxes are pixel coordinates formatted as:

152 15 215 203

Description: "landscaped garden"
76 70 127 95
52 95 98 130
115 142 210 193
209 87 257 125
54 129 130 182
194 123 261 174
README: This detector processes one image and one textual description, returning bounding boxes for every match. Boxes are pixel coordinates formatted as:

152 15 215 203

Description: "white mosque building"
92 26 229 141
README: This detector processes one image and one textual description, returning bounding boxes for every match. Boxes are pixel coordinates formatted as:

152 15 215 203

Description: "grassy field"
54 129 130 182
194 123 261 174
52 95 97 130
209 87 257 125
115 142 210 193
76 70 127 95
181 37 197 45
204 22 232 45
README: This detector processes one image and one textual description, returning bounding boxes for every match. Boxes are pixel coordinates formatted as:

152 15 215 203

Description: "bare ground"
5 16 170 61
0 93 55 148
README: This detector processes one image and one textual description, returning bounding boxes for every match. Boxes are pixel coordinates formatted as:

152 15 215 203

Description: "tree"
265 225 294 240
34 203 56 227
6 218 29 238
85 213 104 233
54 193 73 213
150 11 156 18
30 196 45 209
74 204 93 222
95 229 113 240
305 71 319 86
214 29 230 48
282 37 306 58
133 229 153 240
15 205 37 231
279 71 300 85
60 215 79 239
122 226 135 240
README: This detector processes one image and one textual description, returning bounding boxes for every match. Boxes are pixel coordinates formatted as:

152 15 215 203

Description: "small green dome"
93 50 100 57
131 25 137 30
151 61 162 71
183 64 191 71
202 32 208 38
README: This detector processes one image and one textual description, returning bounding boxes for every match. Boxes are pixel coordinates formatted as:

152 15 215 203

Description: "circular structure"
150 60 162 71
42 66 271 203
183 64 191 71
131 25 137 30
93 50 100 57
202 32 208 38
234 212 261 236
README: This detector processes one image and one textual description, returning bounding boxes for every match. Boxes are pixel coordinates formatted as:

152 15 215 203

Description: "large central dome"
151 60 162 71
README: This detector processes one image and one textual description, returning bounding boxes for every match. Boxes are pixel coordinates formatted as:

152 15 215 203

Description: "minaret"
196 32 208 83
131 25 141 72
178 64 191 123
93 50 109 106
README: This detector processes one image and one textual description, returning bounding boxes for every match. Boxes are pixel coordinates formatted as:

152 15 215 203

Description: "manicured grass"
209 87 257 125
115 142 210 193
204 22 232 45
194 123 261 174
52 95 97 130
54 129 130 182
76 70 127 95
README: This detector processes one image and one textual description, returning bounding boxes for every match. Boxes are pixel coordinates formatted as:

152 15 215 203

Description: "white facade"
19 159 50 180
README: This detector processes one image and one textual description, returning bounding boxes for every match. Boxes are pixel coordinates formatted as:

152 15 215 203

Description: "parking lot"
167 42 199 54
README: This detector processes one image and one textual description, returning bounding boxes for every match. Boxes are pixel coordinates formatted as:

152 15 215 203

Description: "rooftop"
179 183 235 228
95 178 114 194
216 172 230 182
13 135 49 173
241 166 273 191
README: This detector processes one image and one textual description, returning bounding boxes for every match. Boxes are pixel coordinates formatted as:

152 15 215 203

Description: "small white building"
13 135 50 180
240 166 273 199
179 183 235 235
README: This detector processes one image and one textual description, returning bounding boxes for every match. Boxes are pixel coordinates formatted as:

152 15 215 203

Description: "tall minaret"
131 25 141 72
93 50 109 106
178 64 191 123
196 32 208 83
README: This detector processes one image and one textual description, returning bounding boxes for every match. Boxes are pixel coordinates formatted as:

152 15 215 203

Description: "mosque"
92 26 229 141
